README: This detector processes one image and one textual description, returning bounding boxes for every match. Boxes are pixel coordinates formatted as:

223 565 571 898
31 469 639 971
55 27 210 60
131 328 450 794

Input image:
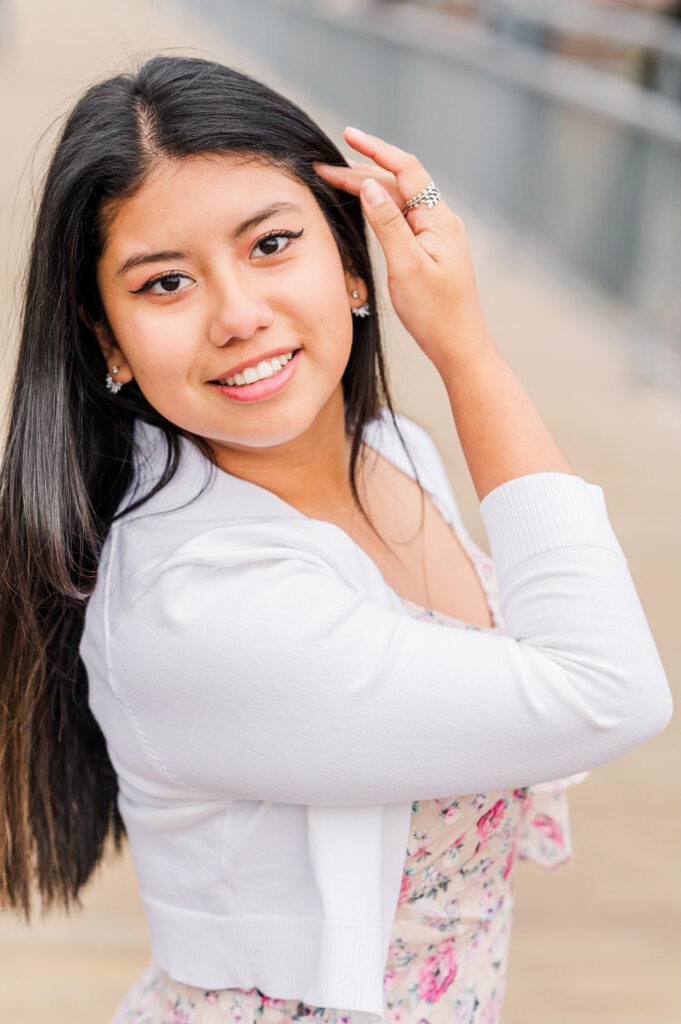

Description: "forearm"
439 310 576 502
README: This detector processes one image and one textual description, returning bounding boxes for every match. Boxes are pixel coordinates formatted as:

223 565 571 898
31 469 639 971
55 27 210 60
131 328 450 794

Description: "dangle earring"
105 365 123 394
351 289 371 318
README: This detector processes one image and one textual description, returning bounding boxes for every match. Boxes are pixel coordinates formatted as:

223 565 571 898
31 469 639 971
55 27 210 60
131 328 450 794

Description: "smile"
214 350 297 387
209 349 302 403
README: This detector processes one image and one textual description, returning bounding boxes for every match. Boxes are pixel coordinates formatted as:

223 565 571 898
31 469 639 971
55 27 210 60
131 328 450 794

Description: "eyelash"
131 228 304 296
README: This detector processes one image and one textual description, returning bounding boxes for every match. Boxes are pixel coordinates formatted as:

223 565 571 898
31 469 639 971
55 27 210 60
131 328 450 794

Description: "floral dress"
110 494 587 1024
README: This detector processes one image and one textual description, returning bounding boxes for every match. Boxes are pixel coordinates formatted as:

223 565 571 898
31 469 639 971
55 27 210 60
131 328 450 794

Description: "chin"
202 412 322 453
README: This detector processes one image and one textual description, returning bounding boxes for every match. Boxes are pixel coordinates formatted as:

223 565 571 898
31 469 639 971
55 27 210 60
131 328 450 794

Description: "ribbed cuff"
479 472 623 583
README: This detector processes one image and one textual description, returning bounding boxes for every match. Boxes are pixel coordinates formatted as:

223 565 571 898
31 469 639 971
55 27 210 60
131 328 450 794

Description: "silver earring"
105 366 123 394
351 291 371 317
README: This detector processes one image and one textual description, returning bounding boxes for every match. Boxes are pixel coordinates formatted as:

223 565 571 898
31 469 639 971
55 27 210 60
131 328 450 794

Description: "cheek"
298 258 354 350
113 309 193 384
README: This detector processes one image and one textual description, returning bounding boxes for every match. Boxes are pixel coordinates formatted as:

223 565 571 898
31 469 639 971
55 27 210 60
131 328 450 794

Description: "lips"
208 346 301 383
210 347 301 402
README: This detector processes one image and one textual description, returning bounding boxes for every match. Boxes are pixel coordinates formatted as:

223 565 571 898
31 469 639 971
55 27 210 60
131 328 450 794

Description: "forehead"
98 154 315 258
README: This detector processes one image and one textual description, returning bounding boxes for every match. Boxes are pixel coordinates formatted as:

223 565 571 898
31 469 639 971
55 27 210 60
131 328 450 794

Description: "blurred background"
0 1 679 1022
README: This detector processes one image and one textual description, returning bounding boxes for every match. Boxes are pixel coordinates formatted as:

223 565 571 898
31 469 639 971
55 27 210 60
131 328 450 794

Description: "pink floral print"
417 939 458 1000
109 491 587 1024
476 799 507 847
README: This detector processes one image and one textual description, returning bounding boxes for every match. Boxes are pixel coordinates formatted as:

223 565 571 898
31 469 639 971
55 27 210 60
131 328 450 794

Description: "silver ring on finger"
402 180 442 217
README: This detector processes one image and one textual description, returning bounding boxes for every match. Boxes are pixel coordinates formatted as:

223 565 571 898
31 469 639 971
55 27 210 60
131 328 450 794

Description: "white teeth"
216 351 296 387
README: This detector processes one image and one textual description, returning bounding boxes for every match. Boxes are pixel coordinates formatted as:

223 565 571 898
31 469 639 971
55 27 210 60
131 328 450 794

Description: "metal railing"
389 0 681 99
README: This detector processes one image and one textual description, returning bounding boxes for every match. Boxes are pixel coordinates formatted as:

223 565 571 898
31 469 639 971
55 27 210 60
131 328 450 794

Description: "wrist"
431 305 500 384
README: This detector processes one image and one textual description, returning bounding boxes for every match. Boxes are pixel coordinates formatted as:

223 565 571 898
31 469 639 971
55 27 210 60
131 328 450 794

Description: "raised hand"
313 127 495 376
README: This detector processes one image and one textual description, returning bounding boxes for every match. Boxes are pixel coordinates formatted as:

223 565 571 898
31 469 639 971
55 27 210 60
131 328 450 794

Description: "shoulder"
103 410 462 594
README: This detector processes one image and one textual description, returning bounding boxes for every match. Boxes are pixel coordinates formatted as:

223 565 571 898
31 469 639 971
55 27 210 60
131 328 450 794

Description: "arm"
107 473 673 806
439 321 575 502
315 129 575 501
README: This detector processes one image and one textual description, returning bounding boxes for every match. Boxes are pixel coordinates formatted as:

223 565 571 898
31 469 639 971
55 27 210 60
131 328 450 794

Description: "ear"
78 304 133 382
78 303 109 354
343 266 368 307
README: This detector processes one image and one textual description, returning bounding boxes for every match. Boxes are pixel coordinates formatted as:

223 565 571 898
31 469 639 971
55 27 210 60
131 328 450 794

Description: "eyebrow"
115 201 304 276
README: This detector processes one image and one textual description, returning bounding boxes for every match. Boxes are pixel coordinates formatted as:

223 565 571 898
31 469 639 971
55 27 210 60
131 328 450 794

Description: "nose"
207 267 274 346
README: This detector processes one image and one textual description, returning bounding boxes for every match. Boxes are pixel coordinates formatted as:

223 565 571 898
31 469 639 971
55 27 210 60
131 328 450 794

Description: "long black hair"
0 54 422 919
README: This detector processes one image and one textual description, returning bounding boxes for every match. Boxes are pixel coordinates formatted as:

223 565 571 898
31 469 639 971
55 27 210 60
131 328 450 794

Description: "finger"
345 159 382 172
313 160 395 184
333 158 393 174
312 162 401 205
344 127 434 210
358 178 421 273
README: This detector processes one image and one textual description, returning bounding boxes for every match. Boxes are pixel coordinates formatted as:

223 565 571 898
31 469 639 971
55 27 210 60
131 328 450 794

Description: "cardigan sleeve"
101 471 673 805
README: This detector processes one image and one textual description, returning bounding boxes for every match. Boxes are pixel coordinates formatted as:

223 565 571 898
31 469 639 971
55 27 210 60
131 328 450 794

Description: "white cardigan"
80 409 672 1021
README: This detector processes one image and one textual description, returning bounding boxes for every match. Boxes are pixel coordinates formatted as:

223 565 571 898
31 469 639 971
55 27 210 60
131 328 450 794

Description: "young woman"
0 55 672 1024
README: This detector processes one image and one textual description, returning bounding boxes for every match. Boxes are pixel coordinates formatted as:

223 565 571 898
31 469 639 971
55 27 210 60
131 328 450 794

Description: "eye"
251 228 304 259
132 272 194 296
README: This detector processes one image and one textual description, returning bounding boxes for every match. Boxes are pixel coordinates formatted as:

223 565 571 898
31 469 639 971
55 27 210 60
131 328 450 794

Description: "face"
93 154 367 458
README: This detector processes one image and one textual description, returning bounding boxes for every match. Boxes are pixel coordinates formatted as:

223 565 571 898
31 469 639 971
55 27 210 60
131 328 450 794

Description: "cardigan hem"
141 896 387 1018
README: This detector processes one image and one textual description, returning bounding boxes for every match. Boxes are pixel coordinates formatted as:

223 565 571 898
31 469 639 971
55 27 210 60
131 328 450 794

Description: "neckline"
133 409 460 528
399 487 501 632
132 413 499 629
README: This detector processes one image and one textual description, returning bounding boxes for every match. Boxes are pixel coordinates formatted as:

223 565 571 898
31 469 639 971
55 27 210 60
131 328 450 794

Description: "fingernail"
363 178 387 207
345 126 366 137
